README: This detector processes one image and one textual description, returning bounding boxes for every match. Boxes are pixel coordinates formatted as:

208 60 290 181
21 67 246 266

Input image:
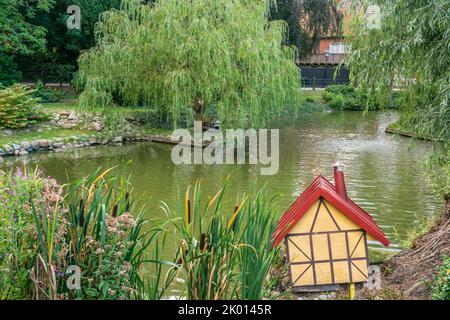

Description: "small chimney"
333 161 348 199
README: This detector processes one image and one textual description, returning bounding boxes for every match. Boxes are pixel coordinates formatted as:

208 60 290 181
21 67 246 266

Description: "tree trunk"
193 97 204 131
194 109 203 122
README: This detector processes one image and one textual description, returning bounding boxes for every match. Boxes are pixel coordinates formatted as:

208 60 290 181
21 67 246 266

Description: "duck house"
272 162 390 292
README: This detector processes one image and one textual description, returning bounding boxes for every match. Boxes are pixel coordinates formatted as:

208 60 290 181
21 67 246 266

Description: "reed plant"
1 166 173 300
2 166 281 300
161 181 280 300
236 189 280 299
59 167 168 299
142 234 179 300
0 167 66 300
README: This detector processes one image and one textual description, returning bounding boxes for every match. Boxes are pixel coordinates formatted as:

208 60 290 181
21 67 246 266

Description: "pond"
2 111 443 251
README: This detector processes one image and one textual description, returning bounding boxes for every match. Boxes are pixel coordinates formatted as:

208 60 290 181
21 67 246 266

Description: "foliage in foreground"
59 167 165 300
0 85 40 129
432 256 450 300
78 0 302 127
0 167 168 300
0 168 280 300
0 167 64 299
161 181 280 300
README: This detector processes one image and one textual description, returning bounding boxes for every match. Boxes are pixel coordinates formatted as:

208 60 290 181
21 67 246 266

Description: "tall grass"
63 167 168 299
19 167 280 300
142 235 179 300
28 166 63 300
161 181 280 300
236 189 280 299
29 167 174 300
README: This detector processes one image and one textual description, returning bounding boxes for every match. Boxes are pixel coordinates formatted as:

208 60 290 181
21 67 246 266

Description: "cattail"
125 192 130 211
187 199 191 224
79 199 85 226
232 206 239 231
112 204 118 218
200 233 206 251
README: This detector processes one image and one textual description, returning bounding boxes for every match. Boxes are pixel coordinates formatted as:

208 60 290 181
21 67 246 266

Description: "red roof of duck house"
272 172 390 247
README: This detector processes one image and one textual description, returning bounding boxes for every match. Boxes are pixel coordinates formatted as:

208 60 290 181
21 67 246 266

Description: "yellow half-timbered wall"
286 198 369 288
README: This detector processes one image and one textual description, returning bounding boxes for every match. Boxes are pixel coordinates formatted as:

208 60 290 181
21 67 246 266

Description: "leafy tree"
13 0 122 83
270 0 342 58
346 0 449 197
78 0 301 127
56 0 123 51
0 55 22 86
0 0 54 56
0 0 55 84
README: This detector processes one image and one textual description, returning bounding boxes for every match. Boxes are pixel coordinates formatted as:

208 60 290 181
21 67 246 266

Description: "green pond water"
2 111 443 251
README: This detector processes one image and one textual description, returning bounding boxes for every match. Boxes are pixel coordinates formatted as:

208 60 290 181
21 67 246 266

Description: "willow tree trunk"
193 97 204 131
194 109 203 122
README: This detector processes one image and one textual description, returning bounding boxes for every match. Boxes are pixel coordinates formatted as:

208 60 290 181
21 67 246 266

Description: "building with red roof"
272 162 389 291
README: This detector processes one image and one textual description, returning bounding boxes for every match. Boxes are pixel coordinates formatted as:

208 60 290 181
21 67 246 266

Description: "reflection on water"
2 111 443 251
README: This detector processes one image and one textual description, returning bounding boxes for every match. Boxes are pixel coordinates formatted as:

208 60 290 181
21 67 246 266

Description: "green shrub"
325 84 355 96
323 84 399 111
425 149 450 199
71 71 85 94
0 84 39 129
394 215 437 249
368 248 394 265
329 94 345 110
432 256 450 300
322 91 334 102
32 81 65 103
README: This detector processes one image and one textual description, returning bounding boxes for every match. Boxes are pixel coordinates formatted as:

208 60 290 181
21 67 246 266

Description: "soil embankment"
382 197 450 299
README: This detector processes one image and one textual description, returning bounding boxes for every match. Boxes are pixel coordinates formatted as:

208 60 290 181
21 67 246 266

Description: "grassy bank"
0 92 327 153
300 90 328 112
0 99 174 154
0 128 96 146
385 120 437 142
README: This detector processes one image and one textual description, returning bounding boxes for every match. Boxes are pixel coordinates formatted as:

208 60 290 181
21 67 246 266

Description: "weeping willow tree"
77 0 301 127
345 0 450 197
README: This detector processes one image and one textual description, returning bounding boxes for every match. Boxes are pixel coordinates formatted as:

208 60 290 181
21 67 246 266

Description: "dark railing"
300 66 350 89
301 77 349 89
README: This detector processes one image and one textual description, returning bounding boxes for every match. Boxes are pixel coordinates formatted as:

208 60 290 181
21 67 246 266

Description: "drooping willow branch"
77 0 302 128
